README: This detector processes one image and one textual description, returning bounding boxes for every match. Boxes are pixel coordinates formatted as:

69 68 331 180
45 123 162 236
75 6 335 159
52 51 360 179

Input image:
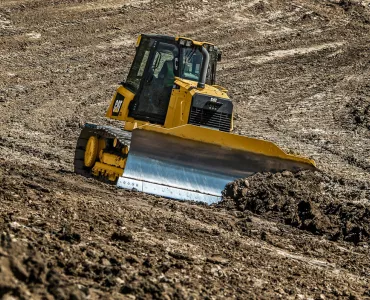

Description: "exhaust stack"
197 46 210 89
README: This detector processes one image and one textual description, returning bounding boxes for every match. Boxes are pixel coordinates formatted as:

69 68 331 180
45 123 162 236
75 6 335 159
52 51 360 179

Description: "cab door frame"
128 36 179 125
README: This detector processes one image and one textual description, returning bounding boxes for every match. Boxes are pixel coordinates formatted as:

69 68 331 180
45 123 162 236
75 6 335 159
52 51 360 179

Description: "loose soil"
221 170 370 244
0 0 369 299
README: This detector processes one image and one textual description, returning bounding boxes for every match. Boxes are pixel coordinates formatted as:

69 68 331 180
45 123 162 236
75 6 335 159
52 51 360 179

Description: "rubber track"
74 123 132 178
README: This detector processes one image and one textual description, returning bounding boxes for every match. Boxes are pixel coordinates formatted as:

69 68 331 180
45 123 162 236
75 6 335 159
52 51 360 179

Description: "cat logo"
112 94 125 116
210 97 218 103
113 100 123 113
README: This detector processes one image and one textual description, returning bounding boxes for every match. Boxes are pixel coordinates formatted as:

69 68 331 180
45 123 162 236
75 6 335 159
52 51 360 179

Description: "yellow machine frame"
75 34 315 203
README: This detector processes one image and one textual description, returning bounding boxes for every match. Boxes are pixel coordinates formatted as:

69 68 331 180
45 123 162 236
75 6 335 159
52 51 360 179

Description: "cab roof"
139 34 215 47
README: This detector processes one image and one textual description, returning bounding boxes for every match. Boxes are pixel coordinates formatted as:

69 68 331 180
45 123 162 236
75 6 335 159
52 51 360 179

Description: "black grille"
188 107 231 132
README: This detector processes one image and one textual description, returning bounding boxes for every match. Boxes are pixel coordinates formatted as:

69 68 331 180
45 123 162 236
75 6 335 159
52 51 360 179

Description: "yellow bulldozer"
74 34 315 204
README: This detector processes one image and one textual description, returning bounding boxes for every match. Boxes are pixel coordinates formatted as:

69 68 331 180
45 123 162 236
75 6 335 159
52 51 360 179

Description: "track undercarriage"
74 123 132 183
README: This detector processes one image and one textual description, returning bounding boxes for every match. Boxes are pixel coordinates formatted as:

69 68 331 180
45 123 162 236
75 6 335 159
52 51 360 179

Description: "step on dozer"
74 34 316 204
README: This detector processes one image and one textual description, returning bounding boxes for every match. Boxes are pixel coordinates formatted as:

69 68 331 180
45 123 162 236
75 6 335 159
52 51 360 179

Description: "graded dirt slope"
0 0 369 299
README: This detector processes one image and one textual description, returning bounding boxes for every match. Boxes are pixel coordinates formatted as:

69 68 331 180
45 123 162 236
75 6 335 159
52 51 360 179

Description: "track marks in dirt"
246 42 345 64
222 41 345 69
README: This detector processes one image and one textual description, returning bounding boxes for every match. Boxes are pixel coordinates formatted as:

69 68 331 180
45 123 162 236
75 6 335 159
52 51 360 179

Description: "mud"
1 0 370 298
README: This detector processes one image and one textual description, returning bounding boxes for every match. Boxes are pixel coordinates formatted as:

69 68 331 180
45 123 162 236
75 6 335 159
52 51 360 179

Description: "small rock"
111 231 133 242
232 211 244 218
168 251 193 261
101 258 111 266
125 255 139 264
241 188 248 197
206 256 229 265
282 170 293 177
86 250 95 258
115 277 125 285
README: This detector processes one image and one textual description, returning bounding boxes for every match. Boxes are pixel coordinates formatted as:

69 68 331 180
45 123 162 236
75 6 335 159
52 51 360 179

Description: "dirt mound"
220 171 370 244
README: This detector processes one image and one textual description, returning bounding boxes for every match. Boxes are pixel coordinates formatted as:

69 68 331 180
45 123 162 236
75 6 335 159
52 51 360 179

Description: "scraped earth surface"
0 0 369 298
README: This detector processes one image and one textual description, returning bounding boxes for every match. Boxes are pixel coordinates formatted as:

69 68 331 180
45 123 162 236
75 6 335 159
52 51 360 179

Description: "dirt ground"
0 0 369 299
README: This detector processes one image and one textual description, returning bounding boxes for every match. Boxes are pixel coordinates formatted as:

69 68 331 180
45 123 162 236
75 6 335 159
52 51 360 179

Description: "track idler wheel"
84 136 99 168
74 126 126 183
74 127 95 178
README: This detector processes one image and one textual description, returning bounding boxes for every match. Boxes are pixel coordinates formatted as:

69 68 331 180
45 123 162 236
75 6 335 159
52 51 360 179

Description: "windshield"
125 37 151 92
180 47 203 82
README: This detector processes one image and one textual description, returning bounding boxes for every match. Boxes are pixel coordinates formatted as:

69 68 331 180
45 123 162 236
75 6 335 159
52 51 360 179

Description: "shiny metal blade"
117 129 315 204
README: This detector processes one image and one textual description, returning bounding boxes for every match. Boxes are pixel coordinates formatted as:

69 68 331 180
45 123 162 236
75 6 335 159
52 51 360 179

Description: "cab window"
180 47 203 82
125 37 151 92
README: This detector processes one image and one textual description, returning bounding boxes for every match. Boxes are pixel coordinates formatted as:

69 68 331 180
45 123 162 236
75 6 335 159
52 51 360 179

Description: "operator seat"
158 60 175 87
154 59 175 115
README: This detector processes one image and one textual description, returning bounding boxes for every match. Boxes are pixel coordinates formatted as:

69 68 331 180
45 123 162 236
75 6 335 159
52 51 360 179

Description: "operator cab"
123 34 221 125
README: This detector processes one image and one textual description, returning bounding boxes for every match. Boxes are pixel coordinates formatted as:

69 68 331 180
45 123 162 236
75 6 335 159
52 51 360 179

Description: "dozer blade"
117 125 316 204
